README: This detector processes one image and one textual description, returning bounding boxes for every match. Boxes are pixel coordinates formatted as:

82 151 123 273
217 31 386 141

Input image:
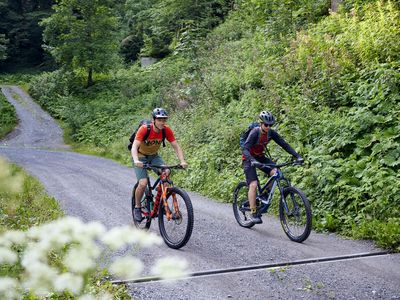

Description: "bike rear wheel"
158 187 194 249
132 183 152 230
279 186 312 242
233 181 255 228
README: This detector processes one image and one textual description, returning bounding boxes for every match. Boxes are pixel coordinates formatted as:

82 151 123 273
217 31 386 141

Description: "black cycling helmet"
152 107 169 119
259 111 275 125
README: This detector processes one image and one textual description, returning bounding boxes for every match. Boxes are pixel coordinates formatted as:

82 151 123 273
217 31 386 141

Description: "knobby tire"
233 181 255 228
279 186 312 243
158 187 194 249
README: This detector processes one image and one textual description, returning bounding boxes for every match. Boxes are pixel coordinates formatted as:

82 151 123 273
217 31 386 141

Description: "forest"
1 0 399 250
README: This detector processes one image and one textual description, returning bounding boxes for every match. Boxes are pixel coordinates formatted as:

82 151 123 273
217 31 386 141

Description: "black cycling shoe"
134 207 143 222
250 213 262 224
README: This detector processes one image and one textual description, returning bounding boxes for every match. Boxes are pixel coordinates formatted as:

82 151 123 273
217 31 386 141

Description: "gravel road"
1 85 399 300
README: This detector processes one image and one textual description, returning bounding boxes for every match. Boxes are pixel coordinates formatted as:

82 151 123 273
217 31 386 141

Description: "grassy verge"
0 91 17 139
0 164 64 232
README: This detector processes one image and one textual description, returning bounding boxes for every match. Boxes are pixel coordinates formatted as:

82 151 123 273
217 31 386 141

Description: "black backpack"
127 119 166 151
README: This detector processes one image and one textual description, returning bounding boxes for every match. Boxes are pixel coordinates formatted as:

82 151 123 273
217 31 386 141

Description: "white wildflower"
151 257 189 280
53 273 84 295
0 230 26 247
100 226 137 250
64 246 95 273
26 225 42 240
96 291 113 300
134 230 163 248
76 239 101 259
0 277 20 299
77 294 97 300
77 292 113 300
22 263 59 297
0 247 18 264
109 256 144 279
21 243 49 268
85 221 106 239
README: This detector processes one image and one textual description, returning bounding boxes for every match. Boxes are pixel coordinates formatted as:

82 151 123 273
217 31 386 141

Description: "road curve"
1 86 399 300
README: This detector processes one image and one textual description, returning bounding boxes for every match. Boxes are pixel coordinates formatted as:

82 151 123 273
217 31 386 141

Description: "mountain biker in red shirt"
242 111 303 224
131 108 188 222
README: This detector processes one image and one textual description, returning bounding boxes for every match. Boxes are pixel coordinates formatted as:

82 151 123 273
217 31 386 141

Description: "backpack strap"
143 124 166 147
255 127 261 144
265 129 272 159
143 124 151 141
161 128 166 147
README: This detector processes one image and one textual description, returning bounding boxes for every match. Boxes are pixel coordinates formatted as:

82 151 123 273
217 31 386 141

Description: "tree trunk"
86 67 93 88
331 0 343 12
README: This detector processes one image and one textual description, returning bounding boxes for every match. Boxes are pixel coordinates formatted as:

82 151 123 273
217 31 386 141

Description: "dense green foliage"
121 0 232 61
0 0 54 70
22 1 400 250
0 91 17 139
40 0 120 87
0 33 8 60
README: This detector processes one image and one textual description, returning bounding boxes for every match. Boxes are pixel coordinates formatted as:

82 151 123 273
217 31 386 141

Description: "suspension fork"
279 176 293 214
161 182 174 220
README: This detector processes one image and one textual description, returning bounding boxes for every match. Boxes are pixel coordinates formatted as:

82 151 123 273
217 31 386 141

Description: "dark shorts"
243 156 275 186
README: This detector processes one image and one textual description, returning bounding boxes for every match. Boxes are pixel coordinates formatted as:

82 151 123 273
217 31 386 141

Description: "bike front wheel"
233 181 255 228
158 187 194 249
279 186 312 243
132 183 152 230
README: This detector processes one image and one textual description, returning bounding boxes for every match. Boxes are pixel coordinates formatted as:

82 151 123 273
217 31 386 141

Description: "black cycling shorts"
243 156 275 186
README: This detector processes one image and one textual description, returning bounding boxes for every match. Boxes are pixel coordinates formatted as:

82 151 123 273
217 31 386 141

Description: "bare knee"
137 178 148 189
249 181 258 191
269 168 277 177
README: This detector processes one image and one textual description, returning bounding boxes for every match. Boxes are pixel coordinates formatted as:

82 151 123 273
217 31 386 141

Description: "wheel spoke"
280 187 312 243
158 188 193 249
233 182 255 228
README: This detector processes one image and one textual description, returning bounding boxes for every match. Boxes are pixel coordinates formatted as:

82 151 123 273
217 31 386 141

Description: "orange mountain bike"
131 164 194 249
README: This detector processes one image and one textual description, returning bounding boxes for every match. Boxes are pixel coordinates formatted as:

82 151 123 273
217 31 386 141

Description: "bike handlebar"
142 164 184 170
251 160 303 169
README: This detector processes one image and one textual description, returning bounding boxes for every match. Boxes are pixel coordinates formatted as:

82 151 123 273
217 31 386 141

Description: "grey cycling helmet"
152 107 169 119
259 111 275 125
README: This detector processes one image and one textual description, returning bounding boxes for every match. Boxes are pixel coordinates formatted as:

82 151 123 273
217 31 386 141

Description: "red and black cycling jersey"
242 127 301 161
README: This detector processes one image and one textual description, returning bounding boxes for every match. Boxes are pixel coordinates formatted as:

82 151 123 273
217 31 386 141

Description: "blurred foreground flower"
0 216 187 299
152 256 189 280
0 247 18 264
0 278 20 299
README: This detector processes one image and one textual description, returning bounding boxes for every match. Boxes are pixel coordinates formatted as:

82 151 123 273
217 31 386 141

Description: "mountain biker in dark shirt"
242 111 303 224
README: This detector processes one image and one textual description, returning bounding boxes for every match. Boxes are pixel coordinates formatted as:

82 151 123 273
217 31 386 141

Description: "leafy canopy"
40 0 119 86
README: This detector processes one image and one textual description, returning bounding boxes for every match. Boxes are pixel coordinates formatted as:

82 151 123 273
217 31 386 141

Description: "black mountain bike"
233 161 312 243
131 164 194 249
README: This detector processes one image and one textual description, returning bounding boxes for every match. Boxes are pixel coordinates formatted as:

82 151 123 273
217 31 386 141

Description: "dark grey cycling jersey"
242 128 301 161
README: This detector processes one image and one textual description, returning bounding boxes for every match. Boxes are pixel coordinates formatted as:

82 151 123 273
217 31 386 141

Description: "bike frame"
256 163 293 215
143 165 180 221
